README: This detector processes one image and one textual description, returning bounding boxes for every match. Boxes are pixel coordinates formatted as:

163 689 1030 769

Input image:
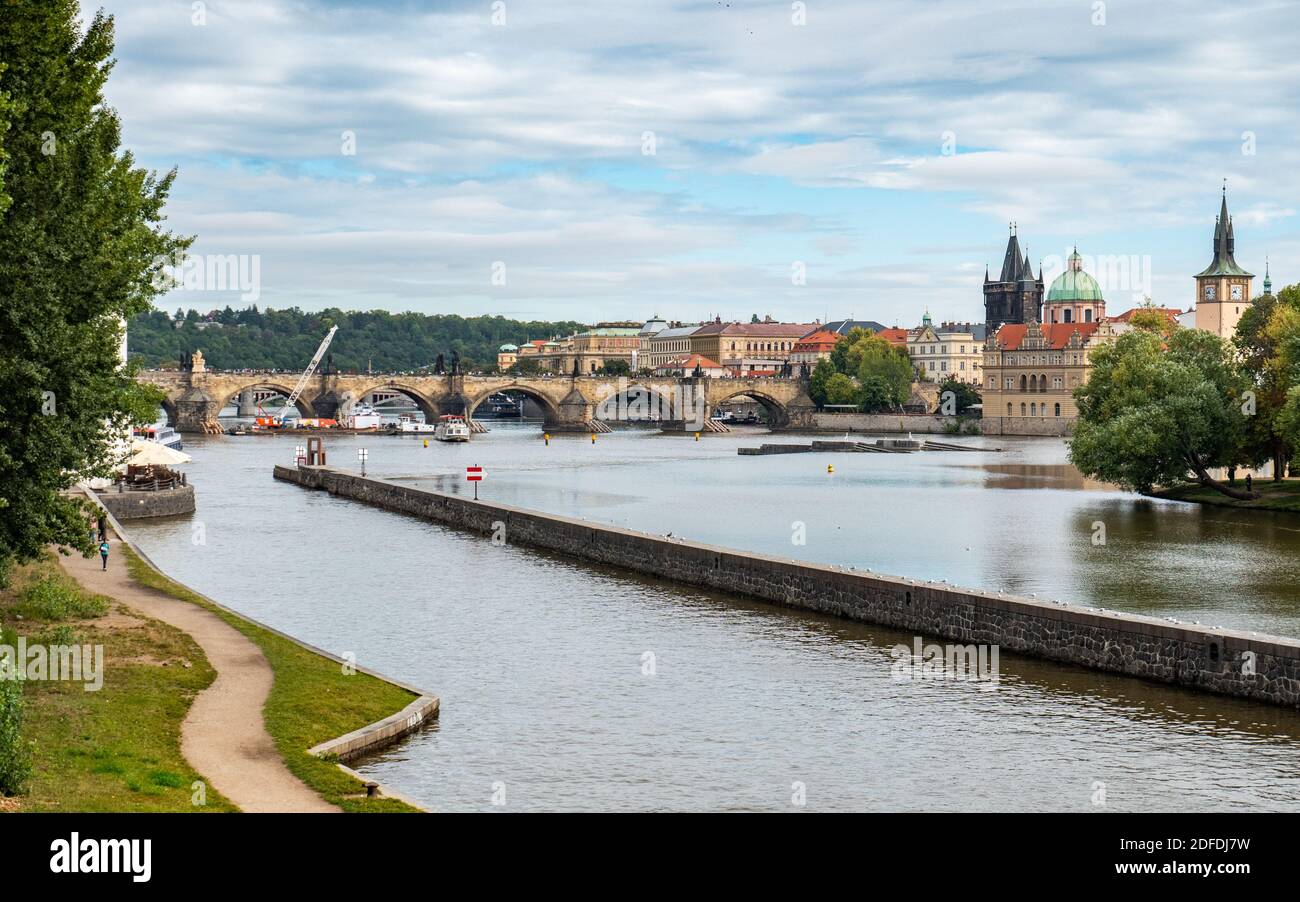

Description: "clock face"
1204 284 1216 300
1231 284 1243 300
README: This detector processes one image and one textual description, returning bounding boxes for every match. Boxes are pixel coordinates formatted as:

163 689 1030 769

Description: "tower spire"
1264 256 1272 295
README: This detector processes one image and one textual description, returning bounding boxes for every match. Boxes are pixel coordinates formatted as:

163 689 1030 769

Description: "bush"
0 679 32 796
17 577 108 621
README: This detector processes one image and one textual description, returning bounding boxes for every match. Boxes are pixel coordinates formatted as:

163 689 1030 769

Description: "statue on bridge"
434 353 445 375
572 358 581 377
450 350 460 375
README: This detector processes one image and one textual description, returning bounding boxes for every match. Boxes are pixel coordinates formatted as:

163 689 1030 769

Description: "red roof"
792 329 841 352
876 327 909 346
660 354 721 369
1109 307 1182 323
994 322 1103 351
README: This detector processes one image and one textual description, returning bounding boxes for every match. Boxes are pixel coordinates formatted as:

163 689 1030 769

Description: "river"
126 423 1300 811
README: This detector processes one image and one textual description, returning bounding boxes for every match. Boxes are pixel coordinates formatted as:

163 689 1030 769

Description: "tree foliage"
808 328 914 412
1070 329 1254 498
127 305 584 374
0 3 179 580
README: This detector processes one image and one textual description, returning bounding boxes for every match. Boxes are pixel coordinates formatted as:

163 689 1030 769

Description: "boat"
478 392 523 418
394 414 437 434
434 414 471 442
346 403 384 430
134 424 184 451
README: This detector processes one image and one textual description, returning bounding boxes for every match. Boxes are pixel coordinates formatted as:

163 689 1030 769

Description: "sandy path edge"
61 542 338 813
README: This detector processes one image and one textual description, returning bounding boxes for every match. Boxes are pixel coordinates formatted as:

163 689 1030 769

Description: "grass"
0 554 236 812
1151 478 1300 513
123 546 423 812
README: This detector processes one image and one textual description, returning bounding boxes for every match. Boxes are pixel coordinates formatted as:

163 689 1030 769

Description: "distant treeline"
127 306 586 372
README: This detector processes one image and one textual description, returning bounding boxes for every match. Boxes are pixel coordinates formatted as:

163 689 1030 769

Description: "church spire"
1264 256 1272 295
1196 186 1252 279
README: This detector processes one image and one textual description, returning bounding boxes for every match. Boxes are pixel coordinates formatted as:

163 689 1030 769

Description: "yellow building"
689 319 817 374
981 319 1119 434
1194 189 1255 339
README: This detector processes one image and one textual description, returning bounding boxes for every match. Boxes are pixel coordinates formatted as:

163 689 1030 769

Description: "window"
1007 403 1012 415
960 361 966 370
1020 403 1026 416
1031 403 1037 416
1084 309 1093 323
1054 403 1061 417
941 361 948 371
1063 309 1072 323
1005 377 1013 390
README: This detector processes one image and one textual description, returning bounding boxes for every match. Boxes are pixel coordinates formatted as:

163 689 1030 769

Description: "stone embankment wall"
95 484 196 519
275 464 1300 709
980 416 1074 436
807 413 967 434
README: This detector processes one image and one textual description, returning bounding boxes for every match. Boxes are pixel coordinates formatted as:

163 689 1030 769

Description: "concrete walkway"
62 540 337 813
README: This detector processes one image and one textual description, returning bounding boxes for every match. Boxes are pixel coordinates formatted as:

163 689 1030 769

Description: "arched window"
1007 403 1012 415
1020 374 1028 391
1041 374 1049 392
1063 309 1072 323
1031 402 1037 416
1054 403 1061 417
1020 402 1026 416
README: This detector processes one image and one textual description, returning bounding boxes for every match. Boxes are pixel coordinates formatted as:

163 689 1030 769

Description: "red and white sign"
466 466 484 482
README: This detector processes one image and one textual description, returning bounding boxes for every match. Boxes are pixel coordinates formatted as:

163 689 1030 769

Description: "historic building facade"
1043 249 1106 325
984 228 1044 332
1194 190 1255 339
688 319 818 374
906 313 984 385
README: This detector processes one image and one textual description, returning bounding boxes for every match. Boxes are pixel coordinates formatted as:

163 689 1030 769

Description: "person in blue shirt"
99 540 110 571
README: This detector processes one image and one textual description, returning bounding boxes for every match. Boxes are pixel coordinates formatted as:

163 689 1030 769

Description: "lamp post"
357 447 369 476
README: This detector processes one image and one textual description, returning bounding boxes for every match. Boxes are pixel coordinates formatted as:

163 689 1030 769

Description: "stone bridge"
137 369 816 434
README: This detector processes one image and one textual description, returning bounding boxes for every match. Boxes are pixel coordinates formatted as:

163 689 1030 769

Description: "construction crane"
269 326 338 426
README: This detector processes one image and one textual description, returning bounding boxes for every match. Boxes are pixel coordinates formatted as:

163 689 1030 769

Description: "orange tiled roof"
994 322 1103 351
791 329 842 351
1109 306 1182 323
876 327 909 346
662 354 721 369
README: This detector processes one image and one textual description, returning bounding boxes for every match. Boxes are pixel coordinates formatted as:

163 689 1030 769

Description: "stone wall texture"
275 464 1300 709
95 484 196 519
808 413 967 434
981 416 1075 436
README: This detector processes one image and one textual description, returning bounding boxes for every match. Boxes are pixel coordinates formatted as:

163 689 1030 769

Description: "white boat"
434 414 471 442
396 414 437 434
347 403 384 430
134 424 184 451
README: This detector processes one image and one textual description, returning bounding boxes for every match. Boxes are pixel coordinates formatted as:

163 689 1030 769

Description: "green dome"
1046 249 1104 302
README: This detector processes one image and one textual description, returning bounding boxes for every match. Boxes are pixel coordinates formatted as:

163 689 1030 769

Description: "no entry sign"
466 466 484 482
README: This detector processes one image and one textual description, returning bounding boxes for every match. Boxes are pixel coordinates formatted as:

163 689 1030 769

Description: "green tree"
937 377 981 414
1070 329 1255 499
1233 284 1300 480
823 372 861 407
0 3 180 581
600 359 631 376
808 358 835 406
855 335 913 413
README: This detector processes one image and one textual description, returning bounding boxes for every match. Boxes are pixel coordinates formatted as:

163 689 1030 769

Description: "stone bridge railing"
139 369 816 434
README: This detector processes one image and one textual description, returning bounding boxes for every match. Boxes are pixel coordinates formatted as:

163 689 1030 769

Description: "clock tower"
1194 187 1254 339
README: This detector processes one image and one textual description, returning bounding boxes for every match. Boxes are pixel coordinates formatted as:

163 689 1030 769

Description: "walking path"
62 539 338 813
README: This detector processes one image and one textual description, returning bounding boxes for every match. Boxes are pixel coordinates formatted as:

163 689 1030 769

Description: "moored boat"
434 414 471 442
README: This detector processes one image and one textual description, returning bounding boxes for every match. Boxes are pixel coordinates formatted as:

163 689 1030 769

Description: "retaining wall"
275 464 1300 709
807 413 969 434
95 484 196 519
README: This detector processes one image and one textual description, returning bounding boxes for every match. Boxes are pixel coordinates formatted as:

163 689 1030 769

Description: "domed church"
1042 248 1106 325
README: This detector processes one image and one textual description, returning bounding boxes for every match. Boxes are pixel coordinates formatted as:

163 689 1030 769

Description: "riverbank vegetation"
123 547 423 813
0 553 231 811
1072 289 1300 501
808 328 919 412
0 4 175 584
1150 480 1300 513
128 306 585 375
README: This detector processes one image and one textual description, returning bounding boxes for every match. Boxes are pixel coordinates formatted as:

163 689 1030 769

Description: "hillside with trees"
127 306 585 373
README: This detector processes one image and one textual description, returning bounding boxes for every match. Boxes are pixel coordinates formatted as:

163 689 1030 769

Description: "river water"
126 423 1300 811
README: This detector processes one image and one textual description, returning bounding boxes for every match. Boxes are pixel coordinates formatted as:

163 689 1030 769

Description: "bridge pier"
175 388 221 434
236 389 258 417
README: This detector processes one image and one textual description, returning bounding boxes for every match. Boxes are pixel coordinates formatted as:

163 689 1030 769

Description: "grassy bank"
1150 479 1300 513
122 547 422 813
0 553 236 812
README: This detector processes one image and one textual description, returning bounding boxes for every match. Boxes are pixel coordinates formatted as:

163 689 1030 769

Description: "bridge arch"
709 385 791 429
464 383 561 424
217 381 315 419
349 382 441 423
159 396 179 428
592 382 680 424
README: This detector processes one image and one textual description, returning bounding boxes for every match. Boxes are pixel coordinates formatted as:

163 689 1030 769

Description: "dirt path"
61 539 337 813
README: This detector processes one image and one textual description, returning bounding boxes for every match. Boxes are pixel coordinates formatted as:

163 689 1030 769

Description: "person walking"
97 514 107 543
99 540 110 571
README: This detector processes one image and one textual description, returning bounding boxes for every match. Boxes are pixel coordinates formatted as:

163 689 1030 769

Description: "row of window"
909 345 970 355
1007 402 1062 417
922 360 972 372
991 374 1066 391
728 341 793 352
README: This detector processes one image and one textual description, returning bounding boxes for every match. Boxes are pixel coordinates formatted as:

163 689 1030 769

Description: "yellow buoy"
591 433 596 444
423 439 429 448
694 432 700 441
827 464 834 474
544 433 550 445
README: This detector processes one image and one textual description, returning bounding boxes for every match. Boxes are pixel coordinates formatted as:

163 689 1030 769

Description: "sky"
91 0 1300 327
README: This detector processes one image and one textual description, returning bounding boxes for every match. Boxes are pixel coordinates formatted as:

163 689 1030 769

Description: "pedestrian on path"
97 514 107 542
99 540 110 571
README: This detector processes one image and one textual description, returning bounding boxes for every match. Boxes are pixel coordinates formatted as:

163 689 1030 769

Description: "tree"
1127 299 1176 337
823 373 861 407
1070 329 1256 499
937 378 981 414
855 335 913 413
1234 284 1300 479
600 358 631 376
0 3 181 581
808 358 835 406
